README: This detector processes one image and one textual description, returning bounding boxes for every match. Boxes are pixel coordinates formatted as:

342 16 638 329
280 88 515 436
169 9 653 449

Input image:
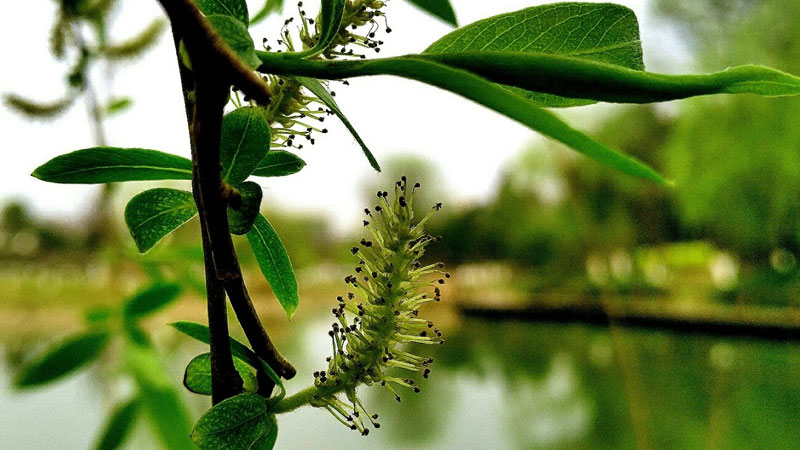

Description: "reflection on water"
2 310 800 450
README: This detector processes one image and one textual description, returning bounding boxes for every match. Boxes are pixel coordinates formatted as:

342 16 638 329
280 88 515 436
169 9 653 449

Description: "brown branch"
169 26 243 404
157 0 296 397
157 0 272 105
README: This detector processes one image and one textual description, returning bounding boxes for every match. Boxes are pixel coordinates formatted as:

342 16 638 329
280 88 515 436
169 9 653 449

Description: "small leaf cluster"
14 283 194 450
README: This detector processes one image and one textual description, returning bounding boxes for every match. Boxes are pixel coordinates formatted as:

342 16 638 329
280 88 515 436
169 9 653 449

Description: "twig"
157 0 272 105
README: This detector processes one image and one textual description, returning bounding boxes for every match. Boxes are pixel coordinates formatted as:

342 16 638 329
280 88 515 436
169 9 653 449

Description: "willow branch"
157 0 272 105
157 0 296 387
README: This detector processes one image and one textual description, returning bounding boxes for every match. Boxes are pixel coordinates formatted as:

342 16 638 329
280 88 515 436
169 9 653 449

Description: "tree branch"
169 26 243 404
157 0 272 105
157 0 296 397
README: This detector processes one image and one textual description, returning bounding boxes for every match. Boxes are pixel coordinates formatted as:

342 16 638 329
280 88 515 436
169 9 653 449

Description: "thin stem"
271 385 338 414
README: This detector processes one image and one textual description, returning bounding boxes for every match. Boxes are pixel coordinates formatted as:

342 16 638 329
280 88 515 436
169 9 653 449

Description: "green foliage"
171 321 286 396
191 393 274 450
250 420 278 450
247 214 299 318
301 0 346 57
196 0 250 26
184 353 258 395
295 76 380 171
251 150 306 177
207 14 261 68
32 147 193 184
124 188 197 253
250 0 284 25
103 19 166 60
228 181 263 235
104 97 133 115
14 331 110 388
406 0 457 26
425 3 643 107
93 399 140 450
3 94 74 118
122 282 183 319
125 336 195 450
221 107 272 185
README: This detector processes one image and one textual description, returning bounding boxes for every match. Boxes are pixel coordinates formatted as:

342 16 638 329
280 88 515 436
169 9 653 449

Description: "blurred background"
2 0 800 448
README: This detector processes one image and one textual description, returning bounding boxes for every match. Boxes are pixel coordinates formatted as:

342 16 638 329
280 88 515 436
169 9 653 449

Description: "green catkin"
254 1 392 149
287 179 445 434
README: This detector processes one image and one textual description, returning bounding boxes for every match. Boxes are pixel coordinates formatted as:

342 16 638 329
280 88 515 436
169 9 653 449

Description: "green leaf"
421 52 800 102
250 415 278 450
183 353 258 395
251 150 306 177
406 0 457 26
196 0 249 26
15 331 110 388
257 53 665 183
207 14 261 69
300 0 346 58
221 107 272 185
425 3 643 107
170 321 285 398
3 93 74 119
294 76 380 171
32 147 193 184
250 0 283 25
125 337 195 450
247 214 299 318
93 399 140 450
103 20 166 60
105 97 133 115
123 282 183 319
228 181 263 235
124 188 198 253
192 393 269 450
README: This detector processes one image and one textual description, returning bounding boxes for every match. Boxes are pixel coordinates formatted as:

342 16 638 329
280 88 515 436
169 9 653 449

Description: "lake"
2 306 799 449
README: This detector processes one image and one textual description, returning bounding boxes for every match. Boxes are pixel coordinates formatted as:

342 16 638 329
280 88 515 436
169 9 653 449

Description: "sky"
0 0 687 233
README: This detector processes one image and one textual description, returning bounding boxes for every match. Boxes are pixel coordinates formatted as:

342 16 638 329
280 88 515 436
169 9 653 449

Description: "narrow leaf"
406 0 457 26
123 282 183 319
221 107 271 185
32 147 193 184
250 0 283 25
425 3 642 107
105 97 133 115
294 76 380 171
170 321 285 397
103 20 166 60
196 0 249 26
124 188 198 253
250 416 278 450
258 54 664 183
251 150 306 177
93 399 140 450
228 181 263 235
247 214 299 318
192 393 269 450
300 0 346 58
183 353 258 395
125 338 195 450
15 331 110 388
207 14 261 69
3 93 74 118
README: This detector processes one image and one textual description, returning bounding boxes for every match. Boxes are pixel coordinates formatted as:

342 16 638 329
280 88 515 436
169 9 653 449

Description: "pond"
2 308 799 450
